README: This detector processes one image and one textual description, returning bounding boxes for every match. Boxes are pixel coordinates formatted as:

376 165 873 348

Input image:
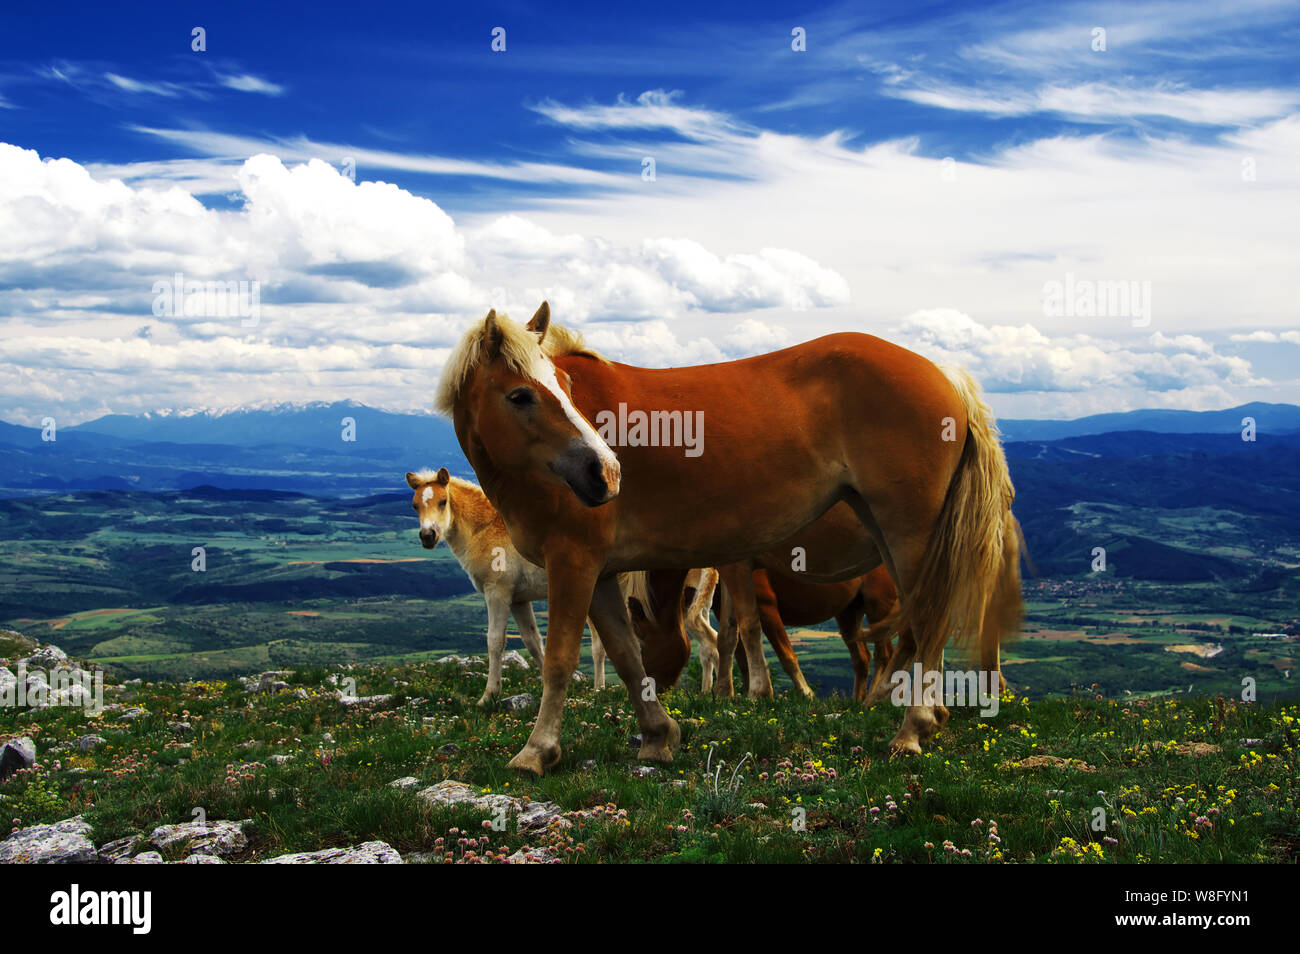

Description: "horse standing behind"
406 468 607 705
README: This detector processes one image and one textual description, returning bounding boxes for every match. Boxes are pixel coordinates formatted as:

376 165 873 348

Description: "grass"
2 657 1296 863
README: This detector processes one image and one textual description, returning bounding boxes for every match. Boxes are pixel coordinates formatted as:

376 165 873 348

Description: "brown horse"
640 502 1022 704
438 302 1016 773
719 564 898 702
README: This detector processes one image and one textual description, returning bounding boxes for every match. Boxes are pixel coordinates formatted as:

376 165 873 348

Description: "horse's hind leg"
755 572 814 698
835 600 871 703
587 575 679 762
717 563 773 699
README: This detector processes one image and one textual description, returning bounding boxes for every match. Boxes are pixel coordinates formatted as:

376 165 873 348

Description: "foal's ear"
526 301 550 344
436 467 451 485
405 471 421 490
484 309 504 355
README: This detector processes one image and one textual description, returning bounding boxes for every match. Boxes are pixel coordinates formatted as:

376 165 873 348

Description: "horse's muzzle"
419 528 439 549
551 439 620 507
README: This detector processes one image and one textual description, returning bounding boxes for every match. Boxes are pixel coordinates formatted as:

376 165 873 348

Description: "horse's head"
436 302 620 507
406 467 452 549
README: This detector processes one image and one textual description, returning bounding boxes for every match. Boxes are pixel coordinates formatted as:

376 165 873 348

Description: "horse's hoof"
508 743 560 776
931 704 951 731
888 734 922 757
476 694 495 708
637 717 680 762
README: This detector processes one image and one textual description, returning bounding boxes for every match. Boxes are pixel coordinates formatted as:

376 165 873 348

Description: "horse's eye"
508 388 536 407
438 500 447 509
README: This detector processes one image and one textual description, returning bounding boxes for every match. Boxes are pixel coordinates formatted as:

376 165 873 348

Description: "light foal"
406 468 607 705
439 302 1017 774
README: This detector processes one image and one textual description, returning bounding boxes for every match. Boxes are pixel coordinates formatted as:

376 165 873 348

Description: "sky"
0 0 1298 425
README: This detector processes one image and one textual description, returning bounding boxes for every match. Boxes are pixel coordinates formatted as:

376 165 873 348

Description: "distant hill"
66 400 455 452
999 402 1300 442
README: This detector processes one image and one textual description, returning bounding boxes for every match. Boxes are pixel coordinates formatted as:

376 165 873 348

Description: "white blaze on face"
419 485 443 533
530 356 620 472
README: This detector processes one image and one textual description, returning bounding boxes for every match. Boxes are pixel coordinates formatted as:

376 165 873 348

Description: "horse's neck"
444 485 503 570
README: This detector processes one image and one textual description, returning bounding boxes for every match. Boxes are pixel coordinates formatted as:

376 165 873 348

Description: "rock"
260 841 403 864
20 645 68 669
417 780 562 831
501 693 537 713
0 737 37 780
268 754 292 766
435 655 486 670
389 776 420 790
1175 742 1221 757
292 688 309 700
121 851 165 864
117 707 148 722
149 819 249 857
0 816 97 864
50 684 94 707
501 650 530 669
97 836 139 863
0 667 16 693
629 766 659 778
506 847 560 864
182 854 226 864
437 743 460 756
337 692 395 708
579 760 598 771
169 721 193 737
76 734 105 752
571 671 588 684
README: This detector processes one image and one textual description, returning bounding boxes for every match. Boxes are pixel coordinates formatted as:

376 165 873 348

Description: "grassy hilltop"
3 641 1296 864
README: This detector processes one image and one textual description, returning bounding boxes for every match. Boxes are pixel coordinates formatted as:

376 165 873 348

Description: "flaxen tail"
899 367 1019 665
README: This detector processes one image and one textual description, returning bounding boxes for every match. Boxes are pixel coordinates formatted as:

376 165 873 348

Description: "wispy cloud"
217 73 285 96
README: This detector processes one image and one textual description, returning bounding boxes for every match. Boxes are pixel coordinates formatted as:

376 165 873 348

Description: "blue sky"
1 0 1298 423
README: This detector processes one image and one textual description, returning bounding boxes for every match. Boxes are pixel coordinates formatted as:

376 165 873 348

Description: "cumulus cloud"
0 143 852 421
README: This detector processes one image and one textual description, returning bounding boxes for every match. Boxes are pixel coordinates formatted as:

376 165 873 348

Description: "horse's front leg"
588 575 680 763
507 558 598 775
479 590 510 707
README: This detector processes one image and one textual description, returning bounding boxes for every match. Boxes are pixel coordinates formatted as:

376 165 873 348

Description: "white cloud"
218 73 285 96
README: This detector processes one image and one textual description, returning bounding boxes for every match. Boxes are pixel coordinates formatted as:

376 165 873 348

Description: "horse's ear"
527 301 550 344
405 471 421 490
484 309 504 356
436 467 451 485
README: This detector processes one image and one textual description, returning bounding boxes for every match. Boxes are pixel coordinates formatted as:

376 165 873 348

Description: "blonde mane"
434 311 605 417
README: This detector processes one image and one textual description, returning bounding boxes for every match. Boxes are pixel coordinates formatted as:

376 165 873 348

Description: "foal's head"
406 468 452 549
436 302 620 507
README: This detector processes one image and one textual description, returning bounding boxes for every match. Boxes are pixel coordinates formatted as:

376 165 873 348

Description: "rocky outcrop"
260 841 403 864
0 816 98 864
149 819 249 857
416 780 561 831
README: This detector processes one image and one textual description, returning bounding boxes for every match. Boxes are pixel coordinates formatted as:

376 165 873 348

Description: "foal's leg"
757 594 815 698
511 601 545 669
587 575 680 762
835 602 872 703
479 590 511 707
685 570 719 693
714 573 739 696
588 621 607 690
507 558 599 775
717 563 773 699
